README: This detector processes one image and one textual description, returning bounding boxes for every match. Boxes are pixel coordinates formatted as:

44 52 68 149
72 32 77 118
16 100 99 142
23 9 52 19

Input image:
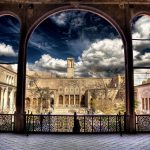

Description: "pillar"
74 94 75 106
9 89 15 113
69 94 70 106
14 12 28 133
123 5 136 133
0 87 4 111
3 87 8 110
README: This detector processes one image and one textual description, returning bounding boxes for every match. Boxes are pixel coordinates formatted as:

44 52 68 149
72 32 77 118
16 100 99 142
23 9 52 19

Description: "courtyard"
0 133 150 150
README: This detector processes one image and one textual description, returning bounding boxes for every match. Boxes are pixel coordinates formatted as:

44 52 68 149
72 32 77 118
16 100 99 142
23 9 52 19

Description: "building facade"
25 58 125 114
135 79 150 114
0 65 17 114
0 59 126 115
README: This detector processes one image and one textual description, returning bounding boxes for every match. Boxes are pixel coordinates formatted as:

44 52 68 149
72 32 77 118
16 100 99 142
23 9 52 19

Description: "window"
142 98 145 110
70 95 74 105
59 95 63 105
81 95 86 107
65 95 69 105
149 98 150 111
146 98 148 110
132 15 150 114
75 95 79 105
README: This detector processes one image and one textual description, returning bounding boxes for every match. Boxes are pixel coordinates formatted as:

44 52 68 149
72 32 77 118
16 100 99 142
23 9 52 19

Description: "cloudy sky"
0 11 150 83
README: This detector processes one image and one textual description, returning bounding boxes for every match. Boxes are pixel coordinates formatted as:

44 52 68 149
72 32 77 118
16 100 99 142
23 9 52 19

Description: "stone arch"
131 12 150 113
0 12 21 113
131 11 150 21
27 5 126 46
24 5 127 114
24 6 127 76
0 11 21 24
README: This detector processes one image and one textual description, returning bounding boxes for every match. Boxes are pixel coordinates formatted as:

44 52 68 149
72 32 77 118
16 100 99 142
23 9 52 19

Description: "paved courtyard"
0 133 150 150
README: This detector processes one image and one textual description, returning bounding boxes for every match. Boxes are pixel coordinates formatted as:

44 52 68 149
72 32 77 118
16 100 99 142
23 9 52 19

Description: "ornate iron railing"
0 114 14 132
136 115 150 132
26 114 125 133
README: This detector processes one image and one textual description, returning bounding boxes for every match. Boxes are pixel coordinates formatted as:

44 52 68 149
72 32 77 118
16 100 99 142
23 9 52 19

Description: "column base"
125 112 136 133
14 112 26 133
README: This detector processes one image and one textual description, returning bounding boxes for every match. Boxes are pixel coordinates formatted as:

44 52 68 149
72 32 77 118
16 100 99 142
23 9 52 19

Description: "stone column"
14 11 28 133
123 5 135 133
0 87 4 111
54 90 58 107
87 90 90 109
74 94 75 106
3 87 8 110
9 89 15 113
69 94 70 106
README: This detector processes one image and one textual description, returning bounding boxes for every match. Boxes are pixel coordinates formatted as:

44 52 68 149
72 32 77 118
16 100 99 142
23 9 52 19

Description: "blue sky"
0 10 150 81
27 10 124 77
28 11 118 63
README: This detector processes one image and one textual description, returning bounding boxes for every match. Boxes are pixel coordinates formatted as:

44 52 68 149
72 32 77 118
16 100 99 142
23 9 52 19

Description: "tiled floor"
0 133 150 150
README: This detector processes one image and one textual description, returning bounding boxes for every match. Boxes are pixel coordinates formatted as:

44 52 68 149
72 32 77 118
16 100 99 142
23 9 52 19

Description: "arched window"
26 9 125 114
70 95 74 105
25 97 30 109
81 95 86 107
65 95 69 105
75 95 79 105
132 15 150 114
0 15 20 113
59 95 63 105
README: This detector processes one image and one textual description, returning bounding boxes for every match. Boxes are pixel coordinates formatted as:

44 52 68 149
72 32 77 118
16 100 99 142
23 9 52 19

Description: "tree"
28 75 53 113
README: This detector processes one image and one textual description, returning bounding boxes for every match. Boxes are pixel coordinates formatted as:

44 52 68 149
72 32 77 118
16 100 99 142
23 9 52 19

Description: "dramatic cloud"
51 11 86 27
30 54 67 76
0 43 17 57
26 10 125 77
31 38 125 78
75 38 124 77
132 15 150 67
51 12 67 26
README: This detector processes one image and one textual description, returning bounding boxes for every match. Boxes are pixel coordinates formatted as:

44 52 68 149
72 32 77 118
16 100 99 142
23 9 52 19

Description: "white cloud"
75 38 124 77
133 15 150 39
30 38 125 78
51 12 67 26
11 64 18 72
0 43 17 57
132 16 150 66
30 54 67 76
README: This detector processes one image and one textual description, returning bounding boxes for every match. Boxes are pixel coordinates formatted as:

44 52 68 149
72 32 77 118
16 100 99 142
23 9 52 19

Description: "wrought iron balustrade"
0 114 14 132
26 114 124 133
136 115 150 132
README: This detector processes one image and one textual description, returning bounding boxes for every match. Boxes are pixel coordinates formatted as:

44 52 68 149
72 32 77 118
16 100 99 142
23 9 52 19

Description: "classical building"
0 65 17 114
0 59 125 115
1 0 149 132
25 58 125 114
135 79 150 114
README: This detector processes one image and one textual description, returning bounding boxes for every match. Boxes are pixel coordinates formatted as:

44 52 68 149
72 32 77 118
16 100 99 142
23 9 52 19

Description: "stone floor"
0 133 150 150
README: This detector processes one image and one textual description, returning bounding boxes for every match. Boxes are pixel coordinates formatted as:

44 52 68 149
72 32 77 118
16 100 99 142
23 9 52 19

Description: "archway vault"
1 1 150 133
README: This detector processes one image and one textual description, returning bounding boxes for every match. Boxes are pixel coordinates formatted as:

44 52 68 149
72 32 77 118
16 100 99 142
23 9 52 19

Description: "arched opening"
0 14 20 114
75 95 79 106
81 95 86 107
70 95 74 105
131 14 150 115
65 95 69 106
25 97 30 107
25 8 126 115
59 95 63 105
